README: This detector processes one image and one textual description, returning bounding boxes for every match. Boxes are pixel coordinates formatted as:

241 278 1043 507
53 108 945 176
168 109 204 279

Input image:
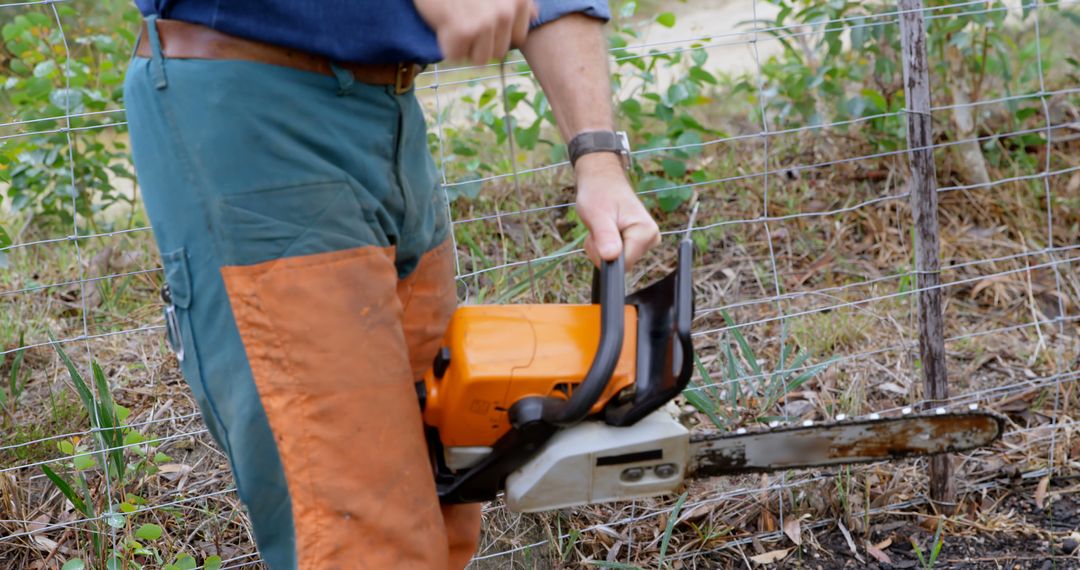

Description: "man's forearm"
518 12 659 268
521 13 614 142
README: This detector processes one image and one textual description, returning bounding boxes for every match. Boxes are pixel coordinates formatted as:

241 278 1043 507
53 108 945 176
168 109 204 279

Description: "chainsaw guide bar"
687 408 1005 478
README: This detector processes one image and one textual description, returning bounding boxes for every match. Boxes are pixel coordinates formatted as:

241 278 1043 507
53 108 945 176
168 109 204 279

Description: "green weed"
586 491 689 570
554 514 582 563
685 310 834 428
657 491 688 567
0 335 26 413
911 518 946 570
43 339 196 568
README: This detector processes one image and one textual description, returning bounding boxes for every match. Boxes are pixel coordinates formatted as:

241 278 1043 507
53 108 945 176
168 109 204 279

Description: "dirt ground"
795 483 1080 570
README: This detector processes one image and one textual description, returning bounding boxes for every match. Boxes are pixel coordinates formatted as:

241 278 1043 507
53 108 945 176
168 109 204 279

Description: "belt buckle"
395 63 415 95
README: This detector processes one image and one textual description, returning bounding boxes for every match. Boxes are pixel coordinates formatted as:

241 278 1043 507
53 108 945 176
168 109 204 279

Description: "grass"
0 393 83 463
911 518 946 570
788 309 875 359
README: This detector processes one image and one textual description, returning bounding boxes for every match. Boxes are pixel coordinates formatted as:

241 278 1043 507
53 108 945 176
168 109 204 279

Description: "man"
124 0 659 568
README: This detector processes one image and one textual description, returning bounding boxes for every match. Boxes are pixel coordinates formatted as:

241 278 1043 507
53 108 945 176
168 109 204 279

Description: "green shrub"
0 1 140 233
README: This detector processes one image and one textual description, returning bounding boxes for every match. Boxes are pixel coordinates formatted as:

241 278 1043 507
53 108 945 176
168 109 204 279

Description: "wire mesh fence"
0 0 1077 568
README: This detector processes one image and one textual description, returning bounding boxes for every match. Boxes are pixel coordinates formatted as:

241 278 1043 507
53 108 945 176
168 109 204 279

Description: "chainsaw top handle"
538 252 625 426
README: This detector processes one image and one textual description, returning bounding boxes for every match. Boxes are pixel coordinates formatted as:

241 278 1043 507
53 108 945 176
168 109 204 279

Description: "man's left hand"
573 153 660 270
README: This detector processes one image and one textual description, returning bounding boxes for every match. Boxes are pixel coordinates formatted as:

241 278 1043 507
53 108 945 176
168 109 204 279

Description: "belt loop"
329 62 355 96
145 14 168 90
129 20 143 63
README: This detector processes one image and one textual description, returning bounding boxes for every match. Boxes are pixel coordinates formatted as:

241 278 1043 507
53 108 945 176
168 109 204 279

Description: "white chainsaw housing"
504 406 690 513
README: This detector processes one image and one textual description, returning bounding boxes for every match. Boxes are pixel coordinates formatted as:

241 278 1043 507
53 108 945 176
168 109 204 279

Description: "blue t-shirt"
135 0 611 64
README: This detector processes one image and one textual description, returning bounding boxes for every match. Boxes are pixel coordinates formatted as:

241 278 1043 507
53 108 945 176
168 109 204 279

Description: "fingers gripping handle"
542 253 625 426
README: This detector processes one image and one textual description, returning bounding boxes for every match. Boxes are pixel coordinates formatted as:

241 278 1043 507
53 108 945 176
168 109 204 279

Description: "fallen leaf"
871 521 905 535
682 501 719 522
27 514 50 532
837 520 855 554
30 535 59 553
876 382 908 396
782 399 815 418
794 253 834 286
783 516 803 546
157 463 192 474
1034 475 1050 509
593 525 623 541
158 463 194 482
759 508 777 533
918 515 941 532
873 537 893 550
866 542 892 564
837 520 863 562
749 548 791 565
605 540 623 562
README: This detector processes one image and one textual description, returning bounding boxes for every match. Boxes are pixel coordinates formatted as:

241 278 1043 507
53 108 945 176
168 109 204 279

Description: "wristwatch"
568 130 632 171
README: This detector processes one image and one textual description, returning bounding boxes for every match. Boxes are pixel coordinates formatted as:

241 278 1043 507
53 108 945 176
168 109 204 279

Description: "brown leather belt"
136 19 421 94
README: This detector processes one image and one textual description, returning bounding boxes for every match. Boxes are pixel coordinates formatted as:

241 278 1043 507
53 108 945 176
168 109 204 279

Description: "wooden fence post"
897 0 956 513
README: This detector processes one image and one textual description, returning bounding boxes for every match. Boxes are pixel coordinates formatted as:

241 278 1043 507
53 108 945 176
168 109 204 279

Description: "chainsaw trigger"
432 346 451 379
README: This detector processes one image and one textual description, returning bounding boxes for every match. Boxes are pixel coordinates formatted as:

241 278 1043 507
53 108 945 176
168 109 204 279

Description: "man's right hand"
415 0 538 65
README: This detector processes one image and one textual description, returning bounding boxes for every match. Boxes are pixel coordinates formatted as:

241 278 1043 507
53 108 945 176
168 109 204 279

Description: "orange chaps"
223 242 481 569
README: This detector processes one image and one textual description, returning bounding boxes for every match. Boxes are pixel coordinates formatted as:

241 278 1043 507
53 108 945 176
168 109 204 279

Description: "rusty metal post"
897 0 955 513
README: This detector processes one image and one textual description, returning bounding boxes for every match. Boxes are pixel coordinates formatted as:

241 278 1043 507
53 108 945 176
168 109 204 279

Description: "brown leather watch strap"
136 19 421 93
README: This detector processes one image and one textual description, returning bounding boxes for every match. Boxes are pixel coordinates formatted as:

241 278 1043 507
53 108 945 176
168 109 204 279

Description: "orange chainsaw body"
422 304 638 447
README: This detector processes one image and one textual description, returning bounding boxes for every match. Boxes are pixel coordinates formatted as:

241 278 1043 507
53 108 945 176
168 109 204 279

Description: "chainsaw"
416 237 1005 512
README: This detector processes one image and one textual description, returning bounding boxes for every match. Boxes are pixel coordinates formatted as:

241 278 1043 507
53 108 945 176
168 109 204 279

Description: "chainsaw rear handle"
539 253 625 426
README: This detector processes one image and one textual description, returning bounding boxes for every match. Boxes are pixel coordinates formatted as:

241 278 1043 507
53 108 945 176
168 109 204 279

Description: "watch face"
616 132 632 170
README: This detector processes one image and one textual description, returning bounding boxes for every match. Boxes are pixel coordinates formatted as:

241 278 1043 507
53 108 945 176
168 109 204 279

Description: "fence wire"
0 0 1077 568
